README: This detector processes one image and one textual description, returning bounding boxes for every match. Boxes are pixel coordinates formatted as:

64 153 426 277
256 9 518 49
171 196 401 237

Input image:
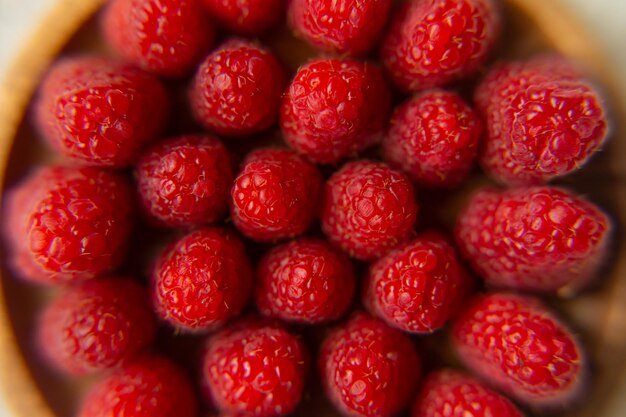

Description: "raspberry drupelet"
201 0 285 35
475 55 609 184
381 0 500 92
455 186 610 294
280 58 391 164
230 148 323 242
103 0 214 76
383 89 482 188
151 228 253 332
190 39 286 137
320 313 421 417
255 238 356 324
321 160 418 261
135 135 233 228
37 277 156 375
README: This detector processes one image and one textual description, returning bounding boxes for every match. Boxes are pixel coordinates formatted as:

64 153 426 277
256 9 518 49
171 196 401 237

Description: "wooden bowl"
1 0 625 416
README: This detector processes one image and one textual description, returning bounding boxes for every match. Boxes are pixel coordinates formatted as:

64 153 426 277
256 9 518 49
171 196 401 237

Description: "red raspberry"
103 0 214 76
320 313 421 417
78 355 198 417
455 186 610 294
280 58 391 164
452 293 586 407
202 319 308 417
201 0 285 35
230 148 322 242
37 277 156 375
288 0 392 56
475 56 609 184
152 228 253 332
321 160 418 261
413 369 524 417
381 0 500 92
364 231 470 334
136 135 233 228
255 238 356 324
382 89 482 188
190 39 286 137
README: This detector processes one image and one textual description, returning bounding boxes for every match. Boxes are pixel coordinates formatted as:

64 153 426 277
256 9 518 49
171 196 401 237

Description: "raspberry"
202 319 308 417
382 89 482 188
452 293 586 407
475 56 609 184
381 0 500 92
364 231 470 333
455 186 610 294
230 148 322 242
151 228 253 331
413 369 524 417
288 0 392 56
77 355 198 417
321 160 418 261
280 58 391 164
136 135 233 228
320 313 421 417
37 277 156 375
201 0 285 35
103 0 214 76
190 39 286 137
255 238 356 324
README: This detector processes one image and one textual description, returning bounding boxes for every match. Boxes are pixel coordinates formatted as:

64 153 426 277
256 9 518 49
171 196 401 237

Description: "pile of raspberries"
2 0 613 416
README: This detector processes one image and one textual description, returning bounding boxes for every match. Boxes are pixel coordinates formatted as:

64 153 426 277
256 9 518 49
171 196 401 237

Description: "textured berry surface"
280 58 391 164
452 293 586 407
413 369 524 417
78 356 198 417
190 39 286 137
475 56 609 184
455 186 610 293
202 0 285 35
383 89 482 188
288 0 392 55
321 160 418 261
364 231 470 333
231 149 322 242
136 135 233 228
320 313 421 417
202 320 308 417
381 0 500 91
103 0 214 76
37 277 156 375
152 228 253 331
34 56 168 166
256 238 355 324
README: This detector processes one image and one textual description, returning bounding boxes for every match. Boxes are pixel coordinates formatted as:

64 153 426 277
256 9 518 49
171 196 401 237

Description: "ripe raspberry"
280 58 391 164
230 149 322 242
152 228 253 332
452 293 586 407
320 313 421 417
103 0 214 76
413 369 524 417
77 355 198 417
37 277 156 375
288 0 392 56
201 0 285 35
321 160 418 261
475 56 609 184
382 89 482 188
455 186 610 294
202 319 308 417
381 0 500 92
364 231 470 334
255 238 356 324
190 39 286 137
136 135 233 228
